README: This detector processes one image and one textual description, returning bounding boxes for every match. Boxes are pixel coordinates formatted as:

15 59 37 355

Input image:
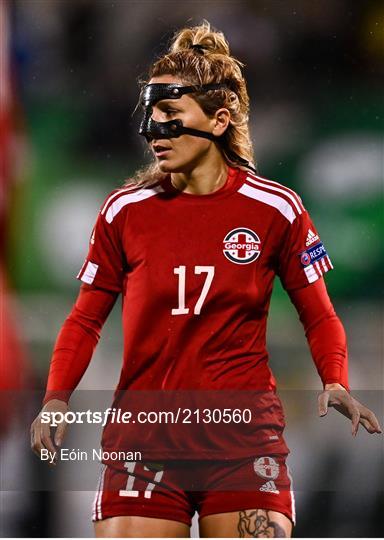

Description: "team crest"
253 456 280 479
223 228 261 265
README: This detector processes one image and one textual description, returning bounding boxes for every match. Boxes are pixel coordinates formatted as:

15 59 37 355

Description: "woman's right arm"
30 283 118 463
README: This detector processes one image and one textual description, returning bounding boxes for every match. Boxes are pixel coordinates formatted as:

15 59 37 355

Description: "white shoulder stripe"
247 172 305 213
246 176 303 215
247 171 302 200
238 183 297 223
101 184 139 216
105 185 164 223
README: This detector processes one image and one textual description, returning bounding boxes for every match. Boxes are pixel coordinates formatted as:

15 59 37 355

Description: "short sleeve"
277 210 333 291
76 195 126 292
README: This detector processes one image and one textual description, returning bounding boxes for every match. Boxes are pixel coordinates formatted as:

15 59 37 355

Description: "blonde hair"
131 21 255 186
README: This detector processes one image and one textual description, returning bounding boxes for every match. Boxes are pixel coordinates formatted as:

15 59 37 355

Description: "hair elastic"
190 44 206 54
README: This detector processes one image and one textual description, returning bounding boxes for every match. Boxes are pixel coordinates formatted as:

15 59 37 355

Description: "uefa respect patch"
299 241 333 283
300 242 328 266
223 227 261 264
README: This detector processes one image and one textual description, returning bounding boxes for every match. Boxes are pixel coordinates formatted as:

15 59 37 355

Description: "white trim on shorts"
92 464 107 521
286 465 296 525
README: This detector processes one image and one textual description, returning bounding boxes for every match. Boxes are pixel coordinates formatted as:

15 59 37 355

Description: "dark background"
1 0 383 537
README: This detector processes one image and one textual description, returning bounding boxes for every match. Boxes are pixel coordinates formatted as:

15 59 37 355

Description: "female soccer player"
31 22 381 538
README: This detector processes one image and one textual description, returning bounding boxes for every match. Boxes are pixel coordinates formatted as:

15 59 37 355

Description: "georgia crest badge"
254 456 280 480
223 227 261 264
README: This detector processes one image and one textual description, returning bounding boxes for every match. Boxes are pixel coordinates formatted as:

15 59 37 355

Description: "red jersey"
77 167 333 460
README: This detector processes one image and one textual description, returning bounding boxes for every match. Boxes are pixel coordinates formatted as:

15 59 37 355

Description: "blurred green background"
1 0 383 537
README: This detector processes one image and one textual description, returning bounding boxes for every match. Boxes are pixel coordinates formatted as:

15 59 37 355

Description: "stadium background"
1 0 383 537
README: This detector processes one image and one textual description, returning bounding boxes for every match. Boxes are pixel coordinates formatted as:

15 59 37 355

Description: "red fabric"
43 278 349 405
43 168 349 458
43 285 117 404
92 454 295 525
76 168 333 397
289 279 349 391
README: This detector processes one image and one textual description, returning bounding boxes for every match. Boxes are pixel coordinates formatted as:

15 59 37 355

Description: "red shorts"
92 455 296 526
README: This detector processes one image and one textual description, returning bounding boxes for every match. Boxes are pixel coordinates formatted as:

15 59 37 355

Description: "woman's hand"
318 383 382 436
30 399 69 465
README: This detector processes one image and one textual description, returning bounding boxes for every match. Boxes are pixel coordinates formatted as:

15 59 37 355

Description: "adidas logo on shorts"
260 480 280 494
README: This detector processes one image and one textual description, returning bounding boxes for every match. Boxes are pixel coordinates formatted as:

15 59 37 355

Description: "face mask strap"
142 118 218 141
140 82 227 106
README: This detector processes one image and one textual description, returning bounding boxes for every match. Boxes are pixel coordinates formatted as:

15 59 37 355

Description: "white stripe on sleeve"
321 257 328 272
304 264 318 283
315 261 323 276
81 262 99 284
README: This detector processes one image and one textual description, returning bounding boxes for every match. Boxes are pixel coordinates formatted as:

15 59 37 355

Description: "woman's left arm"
288 279 382 436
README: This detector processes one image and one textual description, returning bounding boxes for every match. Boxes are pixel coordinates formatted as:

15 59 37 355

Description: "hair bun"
170 20 230 57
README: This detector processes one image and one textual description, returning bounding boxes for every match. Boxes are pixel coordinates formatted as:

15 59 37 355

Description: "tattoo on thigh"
237 509 287 538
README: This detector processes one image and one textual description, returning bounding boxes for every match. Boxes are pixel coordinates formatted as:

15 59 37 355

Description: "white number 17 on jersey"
172 265 215 316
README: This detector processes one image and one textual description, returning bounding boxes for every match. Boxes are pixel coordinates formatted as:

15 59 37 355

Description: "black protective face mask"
138 82 257 173
138 82 226 142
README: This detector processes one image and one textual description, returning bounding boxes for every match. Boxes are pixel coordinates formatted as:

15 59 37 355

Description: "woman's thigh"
199 509 292 538
92 463 192 537
195 454 295 537
94 515 190 538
